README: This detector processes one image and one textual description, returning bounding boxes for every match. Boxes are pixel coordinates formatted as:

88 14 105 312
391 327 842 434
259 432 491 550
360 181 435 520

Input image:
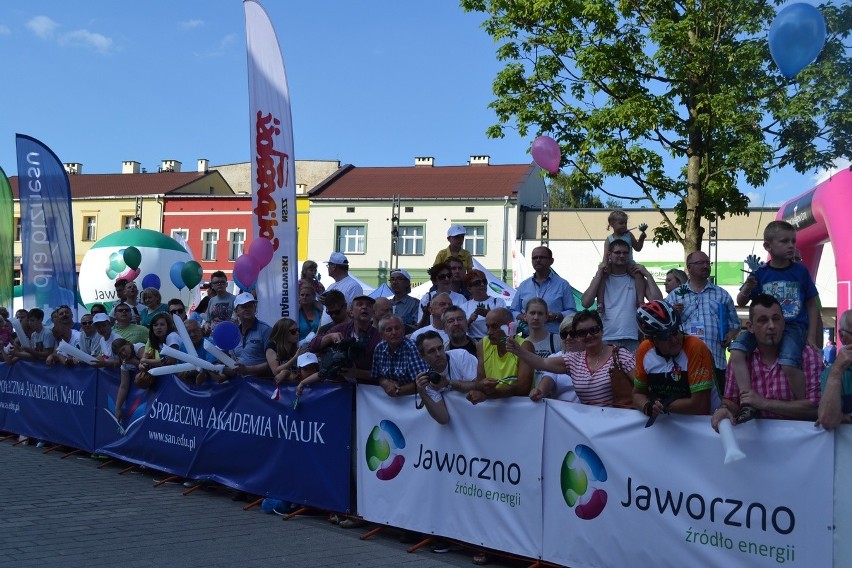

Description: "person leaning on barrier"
76 313 102 359
308 294 381 384
45 306 80 366
178 319 221 385
221 293 273 380
530 316 583 403
468 308 534 405
90 313 122 367
817 309 852 429
711 294 823 431
633 301 714 421
112 302 149 345
372 315 429 398
414 331 478 425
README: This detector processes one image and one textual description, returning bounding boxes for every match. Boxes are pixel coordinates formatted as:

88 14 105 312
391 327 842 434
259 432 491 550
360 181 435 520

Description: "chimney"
197 158 209 173
296 183 308 195
64 162 82 175
469 155 490 166
414 156 434 167
161 159 182 173
122 160 141 174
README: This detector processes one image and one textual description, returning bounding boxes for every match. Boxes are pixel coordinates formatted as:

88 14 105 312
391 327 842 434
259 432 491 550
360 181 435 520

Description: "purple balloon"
141 273 161 290
531 135 561 174
212 321 241 351
248 237 275 267
233 254 261 289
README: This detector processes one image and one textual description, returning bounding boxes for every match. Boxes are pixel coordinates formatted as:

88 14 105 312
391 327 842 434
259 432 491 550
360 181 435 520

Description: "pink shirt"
724 345 823 419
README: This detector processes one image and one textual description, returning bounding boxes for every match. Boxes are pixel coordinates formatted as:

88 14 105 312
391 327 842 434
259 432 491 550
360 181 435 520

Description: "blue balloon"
141 273 161 290
261 498 283 514
768 3 827 79
232 272 255 293
212 321 241 351
170 261 186 291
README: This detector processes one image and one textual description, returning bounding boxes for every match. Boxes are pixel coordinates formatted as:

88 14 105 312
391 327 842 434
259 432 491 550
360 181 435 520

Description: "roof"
309 163 536 200
9 171 233 199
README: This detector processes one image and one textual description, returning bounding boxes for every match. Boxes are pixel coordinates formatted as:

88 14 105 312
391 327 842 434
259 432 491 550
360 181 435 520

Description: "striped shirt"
723 345 823 419
561 347 636 406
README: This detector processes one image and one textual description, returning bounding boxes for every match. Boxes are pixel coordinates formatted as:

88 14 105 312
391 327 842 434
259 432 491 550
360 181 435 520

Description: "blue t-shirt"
748 262 818 330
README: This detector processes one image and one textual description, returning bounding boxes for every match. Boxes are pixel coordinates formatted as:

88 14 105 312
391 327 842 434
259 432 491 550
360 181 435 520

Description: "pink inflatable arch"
775 167 851 342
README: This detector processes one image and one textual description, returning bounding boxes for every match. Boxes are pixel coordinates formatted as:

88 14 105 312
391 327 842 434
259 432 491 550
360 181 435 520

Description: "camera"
427 370 442 385
318 336 365 380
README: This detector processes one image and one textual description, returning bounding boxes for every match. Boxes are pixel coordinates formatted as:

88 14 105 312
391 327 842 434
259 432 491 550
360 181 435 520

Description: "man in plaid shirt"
372 314 430 398
712 294 822 429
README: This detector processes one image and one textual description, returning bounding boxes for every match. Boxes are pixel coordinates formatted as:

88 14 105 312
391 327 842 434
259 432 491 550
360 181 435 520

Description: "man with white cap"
222 292 272 379
434 224 473 272
324 252 363 305
389 269 419 334
91 313 123 366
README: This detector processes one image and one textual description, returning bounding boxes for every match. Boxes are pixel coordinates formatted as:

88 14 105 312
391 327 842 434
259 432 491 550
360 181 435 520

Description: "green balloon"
181 260 203 289
108 252 126 272
106 269 119 279
123 246 142 270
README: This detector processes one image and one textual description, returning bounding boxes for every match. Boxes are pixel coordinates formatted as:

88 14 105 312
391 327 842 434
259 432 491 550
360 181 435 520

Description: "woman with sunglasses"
530 316 584 402
508 310 636 406
297 283 322 340
418 262 467 327
461 270 503 340
265 318 301 384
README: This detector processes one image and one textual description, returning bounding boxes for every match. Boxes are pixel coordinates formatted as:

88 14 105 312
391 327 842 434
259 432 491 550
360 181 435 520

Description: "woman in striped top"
507 310 636 406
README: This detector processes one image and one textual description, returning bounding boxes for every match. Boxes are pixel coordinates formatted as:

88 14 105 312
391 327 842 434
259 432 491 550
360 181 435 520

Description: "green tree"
462 0 851 255
548 171 605 208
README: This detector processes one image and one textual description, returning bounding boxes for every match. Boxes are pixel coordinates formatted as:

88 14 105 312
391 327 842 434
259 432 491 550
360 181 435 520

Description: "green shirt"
114 324 150 345
820 364 852 414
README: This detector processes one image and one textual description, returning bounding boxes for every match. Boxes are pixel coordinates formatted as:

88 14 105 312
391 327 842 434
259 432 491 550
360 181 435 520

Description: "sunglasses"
288 328 298 335
170 309 185 315
570 325 602 339
115 308 130 313
468 279 487 287
80 321 94 326
435 273 452 281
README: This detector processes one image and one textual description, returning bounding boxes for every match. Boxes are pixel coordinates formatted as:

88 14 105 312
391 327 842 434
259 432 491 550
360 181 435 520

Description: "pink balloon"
118 267 141 282
233 254 261 289
248 237 274 267
531 135 561 174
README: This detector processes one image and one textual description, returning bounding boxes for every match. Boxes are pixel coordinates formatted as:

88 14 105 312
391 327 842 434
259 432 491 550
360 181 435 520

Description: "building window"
336 225 365 254
229 230 246 261
464 225 486 256
121 215 136 230
171 229 189 242
83 216 97 241
202 230 219 261
13 217 21 242
397 225 424 256
13 269 21 287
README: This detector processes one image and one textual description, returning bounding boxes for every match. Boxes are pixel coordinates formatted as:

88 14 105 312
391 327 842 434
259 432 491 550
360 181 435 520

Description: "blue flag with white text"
15 134 77 315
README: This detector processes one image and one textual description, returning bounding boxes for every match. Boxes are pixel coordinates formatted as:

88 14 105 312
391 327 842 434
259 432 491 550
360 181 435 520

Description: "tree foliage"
461 0 851 255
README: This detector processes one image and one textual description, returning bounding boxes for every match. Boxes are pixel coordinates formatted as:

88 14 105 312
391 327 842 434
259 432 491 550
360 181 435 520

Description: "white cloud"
811 158 851 185
0 25 11 36
219 33 236 49
26 15 59 39
59 29 114 53
179 19 204 29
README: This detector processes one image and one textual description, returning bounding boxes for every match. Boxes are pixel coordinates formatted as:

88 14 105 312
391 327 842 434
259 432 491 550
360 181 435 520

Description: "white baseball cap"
297 352 319 368
233 292 257 307
93 313 111 324
447 224 466 237
390 269 411 281
325 252 349 265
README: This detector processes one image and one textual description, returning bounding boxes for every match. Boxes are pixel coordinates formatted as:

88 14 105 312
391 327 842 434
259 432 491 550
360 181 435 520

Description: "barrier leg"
359 525 385 540
60 448 83 459
243 496 263 511
153 475 181 487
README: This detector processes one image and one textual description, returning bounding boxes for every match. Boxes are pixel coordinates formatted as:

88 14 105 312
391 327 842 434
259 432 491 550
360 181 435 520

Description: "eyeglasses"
435 273 452 281
468 279 487 287
652 330 681 341
115 308 130 313
531 255 550 261
170 309 185 315
687 260 711 266
570 325 602 338
559 330 572 339
80 321 93 326
211 280 227 285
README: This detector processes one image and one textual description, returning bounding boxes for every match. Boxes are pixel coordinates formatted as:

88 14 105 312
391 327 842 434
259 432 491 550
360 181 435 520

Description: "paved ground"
0 437 532 568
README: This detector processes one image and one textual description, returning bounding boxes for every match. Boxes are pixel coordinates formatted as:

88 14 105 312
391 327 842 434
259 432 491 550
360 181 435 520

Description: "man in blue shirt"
372 314 429 397
222 292 272 379
510 246 577 334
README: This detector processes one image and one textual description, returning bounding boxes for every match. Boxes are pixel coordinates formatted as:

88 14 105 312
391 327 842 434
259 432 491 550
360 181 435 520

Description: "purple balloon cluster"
233 238 275 292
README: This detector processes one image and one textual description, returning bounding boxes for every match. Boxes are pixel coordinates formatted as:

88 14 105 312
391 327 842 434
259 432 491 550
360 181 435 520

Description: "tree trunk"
684 152 703 258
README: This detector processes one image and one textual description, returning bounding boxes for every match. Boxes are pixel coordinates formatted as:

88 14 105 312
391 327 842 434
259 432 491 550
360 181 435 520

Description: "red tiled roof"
309 163 536 199
9 172 222 199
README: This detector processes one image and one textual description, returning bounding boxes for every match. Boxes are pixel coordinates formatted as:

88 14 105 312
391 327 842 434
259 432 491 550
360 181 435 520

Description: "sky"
0 1 845 209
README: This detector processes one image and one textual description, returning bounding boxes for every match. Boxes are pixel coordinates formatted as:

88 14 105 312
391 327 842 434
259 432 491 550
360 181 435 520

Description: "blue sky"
0 1 844 208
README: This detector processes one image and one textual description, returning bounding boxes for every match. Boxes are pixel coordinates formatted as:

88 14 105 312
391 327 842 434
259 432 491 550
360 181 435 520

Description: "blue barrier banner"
94 374 352 512
0 361 96 451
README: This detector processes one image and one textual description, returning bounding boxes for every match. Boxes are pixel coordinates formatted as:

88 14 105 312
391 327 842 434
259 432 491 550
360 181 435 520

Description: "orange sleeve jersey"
634 335 714 403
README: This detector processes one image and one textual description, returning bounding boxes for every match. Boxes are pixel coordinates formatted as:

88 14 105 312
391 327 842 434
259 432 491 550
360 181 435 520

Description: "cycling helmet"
636 301 681 338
